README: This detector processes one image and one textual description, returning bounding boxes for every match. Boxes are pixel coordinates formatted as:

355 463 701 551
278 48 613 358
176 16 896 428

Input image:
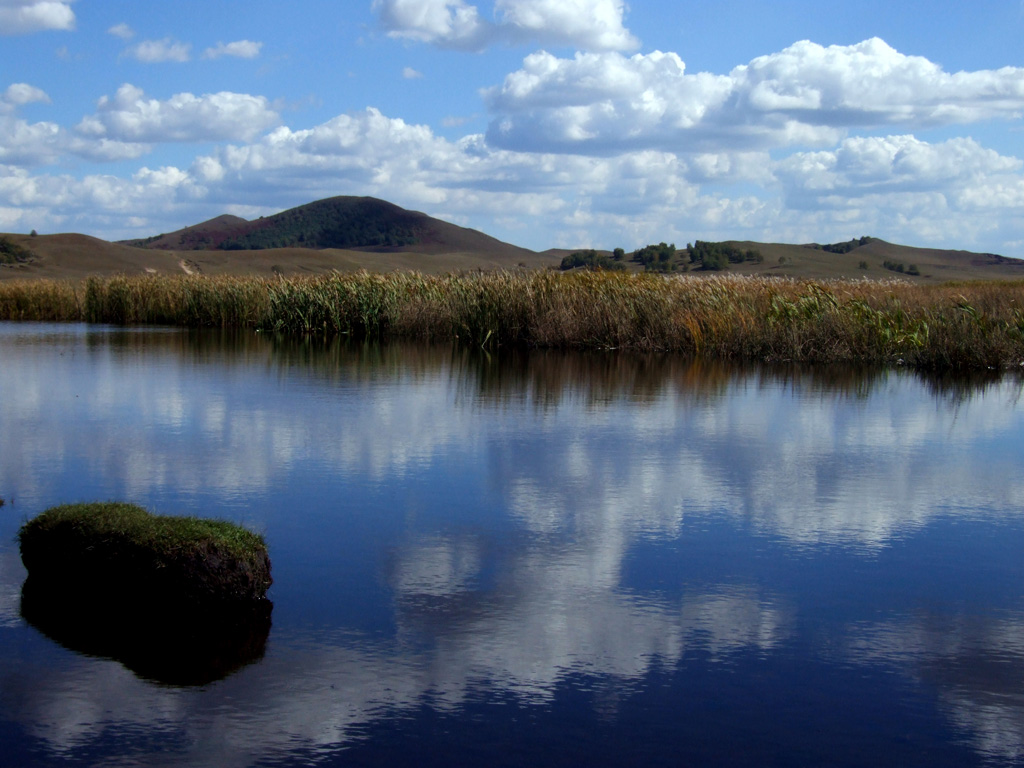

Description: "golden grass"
2 271 1023 370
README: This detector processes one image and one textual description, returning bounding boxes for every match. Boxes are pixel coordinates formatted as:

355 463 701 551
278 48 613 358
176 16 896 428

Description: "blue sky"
2 0 1023 255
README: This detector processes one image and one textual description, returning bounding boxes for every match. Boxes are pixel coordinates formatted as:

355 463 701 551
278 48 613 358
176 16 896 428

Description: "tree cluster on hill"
632 242 678 272
811 236 874 254
559 249 626 271
619 240 767 272
178 233 213 250
883 260 920 276
219 199 421 251
0 237 33 265
686 241 763 271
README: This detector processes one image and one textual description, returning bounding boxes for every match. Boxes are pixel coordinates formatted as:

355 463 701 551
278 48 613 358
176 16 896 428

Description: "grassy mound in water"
18 502 271 607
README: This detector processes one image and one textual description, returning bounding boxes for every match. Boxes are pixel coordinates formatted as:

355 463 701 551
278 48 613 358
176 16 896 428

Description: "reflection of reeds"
2 272 1023 369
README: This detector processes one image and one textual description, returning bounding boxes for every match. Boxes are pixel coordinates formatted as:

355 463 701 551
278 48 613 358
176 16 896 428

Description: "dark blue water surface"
2 323 1024 767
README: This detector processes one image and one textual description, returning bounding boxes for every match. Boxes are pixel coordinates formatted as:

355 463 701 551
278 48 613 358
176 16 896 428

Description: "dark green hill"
219 197 421 250
120 196 534 259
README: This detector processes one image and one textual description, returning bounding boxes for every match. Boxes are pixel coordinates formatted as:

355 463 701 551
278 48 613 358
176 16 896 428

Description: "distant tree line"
561 237 930 278
685 240 763 271
560 240 767 273
559 249 626 271
883 260 920 276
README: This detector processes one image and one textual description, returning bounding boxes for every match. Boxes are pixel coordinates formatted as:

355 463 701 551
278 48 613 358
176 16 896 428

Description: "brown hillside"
0 234 186 281
710 239 1024 282
0 232 555 282
2 198 1022 283
124 214 250 250
1 197 551 280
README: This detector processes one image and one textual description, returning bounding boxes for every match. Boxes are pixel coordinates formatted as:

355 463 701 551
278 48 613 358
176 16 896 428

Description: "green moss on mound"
18 502 271 606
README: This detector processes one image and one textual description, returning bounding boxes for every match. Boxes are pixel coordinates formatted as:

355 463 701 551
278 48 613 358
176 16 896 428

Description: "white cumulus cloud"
373 0 489 50
106 22 133 40
125 37 192 63
734 38 1024 126
1 83 50 114
67 137 151 162
76 84 280 143
0 115 149 166
484 38 1024 154
202 40 263 60
776 135 1024 200
768 135 1024 246
0 116 62 164
0 0 74 35
372 0 637 51
495 0 637 51
0 83 149 165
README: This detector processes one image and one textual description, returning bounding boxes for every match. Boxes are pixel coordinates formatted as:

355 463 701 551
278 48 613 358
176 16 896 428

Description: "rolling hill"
705 237 1024 282
120 196 535 260
1 196 1022 283
0 197 551 280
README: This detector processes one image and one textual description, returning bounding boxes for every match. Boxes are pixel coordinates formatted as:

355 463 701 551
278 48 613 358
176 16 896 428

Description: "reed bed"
2 271 1023 370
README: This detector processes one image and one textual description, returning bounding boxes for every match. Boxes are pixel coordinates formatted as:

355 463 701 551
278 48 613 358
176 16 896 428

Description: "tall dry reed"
0 279 82 321
2 271 1023 370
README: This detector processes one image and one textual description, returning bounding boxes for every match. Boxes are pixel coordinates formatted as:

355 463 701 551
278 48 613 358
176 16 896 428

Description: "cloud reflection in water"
0 326 1022 766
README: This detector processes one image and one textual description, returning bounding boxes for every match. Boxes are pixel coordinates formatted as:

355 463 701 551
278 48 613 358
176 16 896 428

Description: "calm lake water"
1 323 1024 767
